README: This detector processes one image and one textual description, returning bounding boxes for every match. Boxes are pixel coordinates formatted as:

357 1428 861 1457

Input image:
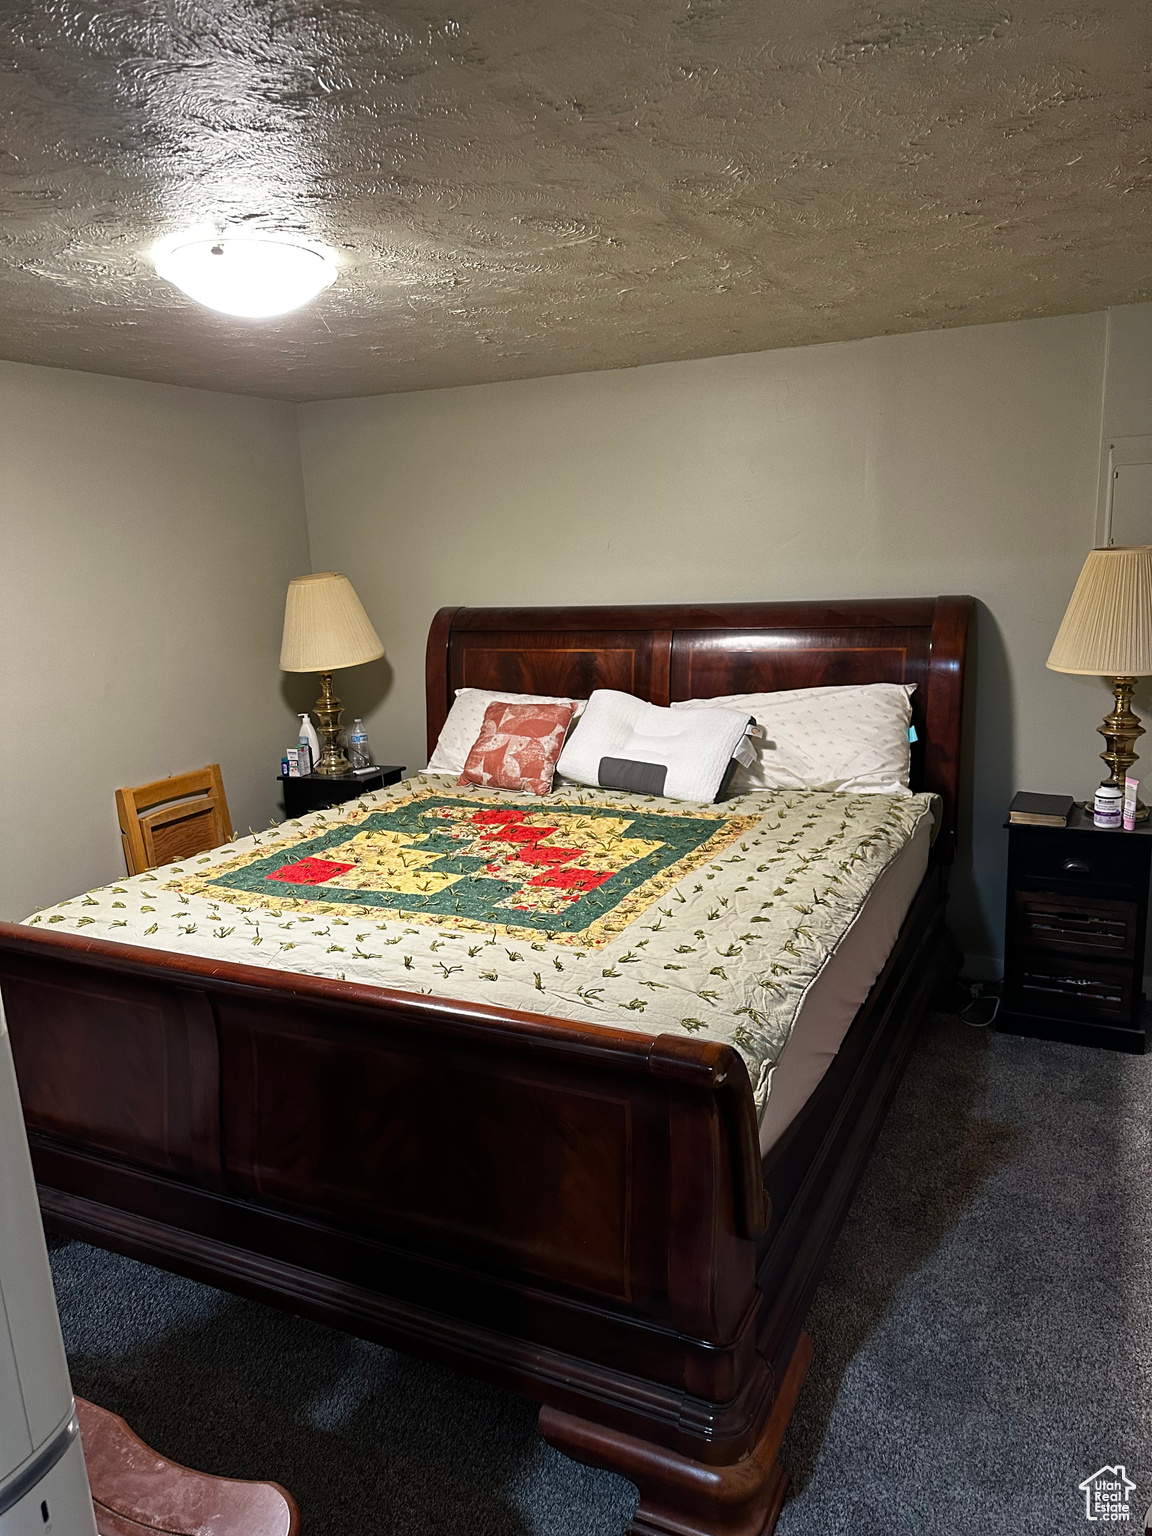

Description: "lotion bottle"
298 713 320 775
1124 776 1139 831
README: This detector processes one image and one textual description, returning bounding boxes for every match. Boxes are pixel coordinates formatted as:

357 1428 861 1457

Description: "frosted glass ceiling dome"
152 231 338 318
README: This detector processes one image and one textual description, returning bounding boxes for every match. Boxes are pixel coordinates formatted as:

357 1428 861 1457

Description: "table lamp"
1047 545 1152 818
280 572 384 775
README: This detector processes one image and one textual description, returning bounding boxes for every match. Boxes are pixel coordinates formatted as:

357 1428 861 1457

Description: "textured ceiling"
0 0 1149 401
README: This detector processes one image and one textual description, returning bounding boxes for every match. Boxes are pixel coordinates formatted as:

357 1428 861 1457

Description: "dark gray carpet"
49 1012 1151 1535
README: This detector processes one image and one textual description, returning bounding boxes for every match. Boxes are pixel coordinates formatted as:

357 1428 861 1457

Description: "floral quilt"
26 774 935 1117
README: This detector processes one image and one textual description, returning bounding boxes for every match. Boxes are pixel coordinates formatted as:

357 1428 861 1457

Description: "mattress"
757 811 931 1153
25 774 936 1131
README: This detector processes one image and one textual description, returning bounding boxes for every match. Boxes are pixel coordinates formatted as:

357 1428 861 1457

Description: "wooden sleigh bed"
0 597 971 1536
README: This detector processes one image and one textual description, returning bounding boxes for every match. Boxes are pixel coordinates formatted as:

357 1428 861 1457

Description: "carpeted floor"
48 1010 1152 1535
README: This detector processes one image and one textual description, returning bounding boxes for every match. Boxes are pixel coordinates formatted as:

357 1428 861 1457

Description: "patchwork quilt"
26 775 935 1116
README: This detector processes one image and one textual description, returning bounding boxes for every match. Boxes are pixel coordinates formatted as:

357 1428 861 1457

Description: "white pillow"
671 684 914 797
428 688 587 776
556 690 752 802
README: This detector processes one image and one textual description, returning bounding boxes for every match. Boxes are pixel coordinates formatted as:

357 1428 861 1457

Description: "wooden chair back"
116 765 233 876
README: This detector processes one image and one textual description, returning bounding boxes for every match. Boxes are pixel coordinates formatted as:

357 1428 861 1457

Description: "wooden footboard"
0 920 772 1443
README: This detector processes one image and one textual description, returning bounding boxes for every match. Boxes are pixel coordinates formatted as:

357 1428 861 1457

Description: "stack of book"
1008 792 1074 827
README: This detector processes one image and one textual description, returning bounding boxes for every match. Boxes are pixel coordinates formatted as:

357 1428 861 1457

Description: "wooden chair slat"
116 765 233 876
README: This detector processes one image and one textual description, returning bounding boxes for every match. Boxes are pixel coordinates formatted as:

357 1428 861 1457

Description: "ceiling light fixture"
152 230 338 318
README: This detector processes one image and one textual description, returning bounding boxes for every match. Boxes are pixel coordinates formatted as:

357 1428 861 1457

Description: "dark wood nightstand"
1001 804 1150 1053
279 765 404 819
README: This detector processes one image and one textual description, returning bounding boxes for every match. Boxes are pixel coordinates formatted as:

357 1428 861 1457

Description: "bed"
0 597 970 1536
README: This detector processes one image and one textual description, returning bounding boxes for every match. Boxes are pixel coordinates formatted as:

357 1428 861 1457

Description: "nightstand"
279 765 404 819
1001 804 1150 1053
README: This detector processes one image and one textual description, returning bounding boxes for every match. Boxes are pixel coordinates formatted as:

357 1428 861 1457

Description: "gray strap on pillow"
598 757 667 796
598 751 745 802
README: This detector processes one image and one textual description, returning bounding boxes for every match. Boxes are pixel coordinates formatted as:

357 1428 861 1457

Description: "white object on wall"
1096 434 1152 549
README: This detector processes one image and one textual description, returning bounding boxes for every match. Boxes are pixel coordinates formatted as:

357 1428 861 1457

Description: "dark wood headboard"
426 597 972 861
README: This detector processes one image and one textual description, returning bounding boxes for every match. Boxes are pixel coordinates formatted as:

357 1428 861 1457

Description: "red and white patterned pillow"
458 701 576 795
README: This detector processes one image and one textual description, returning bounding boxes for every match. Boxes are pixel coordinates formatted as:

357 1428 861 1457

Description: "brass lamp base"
1098 675 1149 821
313 671 351 775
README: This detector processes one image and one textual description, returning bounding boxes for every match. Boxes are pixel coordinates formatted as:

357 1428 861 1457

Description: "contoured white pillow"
671 683 914 796
428 688 587 776
556 690 752 802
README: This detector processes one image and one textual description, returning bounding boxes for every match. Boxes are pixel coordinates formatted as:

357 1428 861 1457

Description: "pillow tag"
733 735 758 768
908 725 919 743
733 718 762 768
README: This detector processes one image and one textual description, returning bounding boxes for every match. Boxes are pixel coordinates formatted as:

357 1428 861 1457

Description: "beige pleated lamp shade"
1047 546 1152 676
280 572 384 673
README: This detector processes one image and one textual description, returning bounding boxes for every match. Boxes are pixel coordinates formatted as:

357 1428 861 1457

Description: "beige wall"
9 304 1150 970
0 361 310 919
298 310 1129 975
